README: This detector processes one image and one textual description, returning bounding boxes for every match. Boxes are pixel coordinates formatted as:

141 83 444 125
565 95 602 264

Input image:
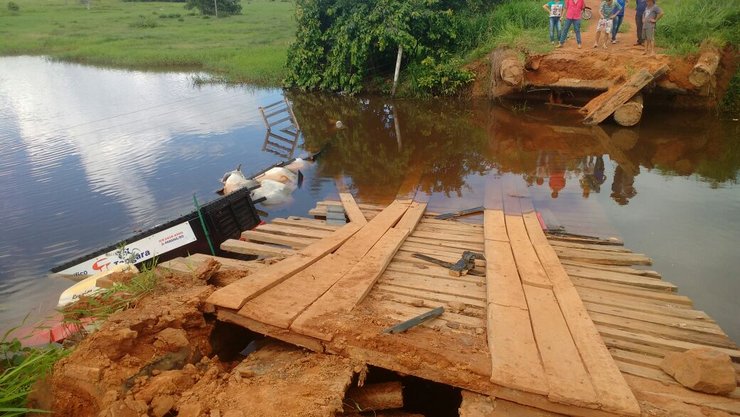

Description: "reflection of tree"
288 92 492 199
287 93 739 200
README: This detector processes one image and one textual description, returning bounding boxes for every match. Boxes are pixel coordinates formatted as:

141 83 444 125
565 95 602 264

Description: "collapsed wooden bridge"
161 181 739 417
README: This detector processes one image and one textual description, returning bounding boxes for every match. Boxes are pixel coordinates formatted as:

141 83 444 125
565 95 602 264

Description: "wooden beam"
582 65 669 125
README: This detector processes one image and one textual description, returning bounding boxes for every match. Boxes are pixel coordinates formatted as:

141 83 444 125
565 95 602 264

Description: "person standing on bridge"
543 0 565 44
610 0 627 43
594 0 622 49
558 0 586 49
634 0 647 45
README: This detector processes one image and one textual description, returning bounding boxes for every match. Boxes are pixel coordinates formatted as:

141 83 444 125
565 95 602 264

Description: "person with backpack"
611 0 626 43
558 0 586 49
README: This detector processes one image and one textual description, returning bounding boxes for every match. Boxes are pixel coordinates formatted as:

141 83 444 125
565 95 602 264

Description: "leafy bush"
411 56 475 97
286 0 470 95
129 15 159 28
7 1 19 12
185 0 242 16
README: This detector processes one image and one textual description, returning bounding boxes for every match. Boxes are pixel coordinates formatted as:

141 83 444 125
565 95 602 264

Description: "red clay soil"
28 265 370 417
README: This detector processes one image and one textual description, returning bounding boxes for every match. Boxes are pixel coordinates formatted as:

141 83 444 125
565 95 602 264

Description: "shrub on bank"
6 1 19 12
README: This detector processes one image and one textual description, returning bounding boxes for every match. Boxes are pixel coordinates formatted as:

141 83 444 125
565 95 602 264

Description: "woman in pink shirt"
558 0 585 48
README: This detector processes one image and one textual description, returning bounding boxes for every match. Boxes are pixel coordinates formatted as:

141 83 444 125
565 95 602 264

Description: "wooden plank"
484 210 508 242
564 265 677 292
375 283 486 309
608 348 663 370
395 202 427 231
255 223 333 239
290 227 411 341
527 225 641 415
220 239 296 258
578 289 712 321
614 360 677 385
490 398 568 417
206 223 361 310
582 65 669 125
595 326 740 360
523 285 598 408
549 239 632 253
241 229 316 249
507 216 552 289
488 302 549 396
405 236 484 252
572 277 693 306
546 234 625 247
369 299 483 329
409 230 484 244
583 302 725 336
560 259 661 279
379 273 486 301
385 262 486 284
339 192 368 225
371 290 485 321
217 309 325 353
238 202 410 329
554 247 653 266
485 240 527 310
589 311 736 348
281 216 340 231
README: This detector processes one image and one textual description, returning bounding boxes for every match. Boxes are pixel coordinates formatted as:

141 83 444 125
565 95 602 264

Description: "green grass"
656 0 740 55
62 264 159 323
0 0 296 85
1 330 67 416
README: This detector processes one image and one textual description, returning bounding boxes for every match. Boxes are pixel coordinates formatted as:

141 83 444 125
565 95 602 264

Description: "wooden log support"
344 382 403 412
582 65 669 126
490 49 524 98
689 49 720 88
613 94 643 127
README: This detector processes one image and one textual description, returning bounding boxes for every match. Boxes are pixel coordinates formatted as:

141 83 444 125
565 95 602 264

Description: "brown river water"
1 57 738 341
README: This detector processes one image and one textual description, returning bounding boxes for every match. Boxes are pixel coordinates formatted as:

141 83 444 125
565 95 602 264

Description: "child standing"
558 0 585 49
594 0 621 49
642 0 663 56
543 0 565 44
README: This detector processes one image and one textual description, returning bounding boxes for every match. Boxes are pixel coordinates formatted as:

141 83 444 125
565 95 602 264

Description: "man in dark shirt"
635 0 647 45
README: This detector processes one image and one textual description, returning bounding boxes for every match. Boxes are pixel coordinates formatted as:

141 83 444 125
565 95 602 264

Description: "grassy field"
0 0 296 85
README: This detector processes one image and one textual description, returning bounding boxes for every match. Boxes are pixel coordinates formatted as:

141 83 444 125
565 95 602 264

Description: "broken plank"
220 239 296 258
290 228 411 341
339 192 368 225
242 229 316 249
206 223 361 310
375 283 486 309
582 65 669 125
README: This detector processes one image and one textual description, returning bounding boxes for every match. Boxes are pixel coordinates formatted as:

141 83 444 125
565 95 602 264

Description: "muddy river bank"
0 56 738 342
